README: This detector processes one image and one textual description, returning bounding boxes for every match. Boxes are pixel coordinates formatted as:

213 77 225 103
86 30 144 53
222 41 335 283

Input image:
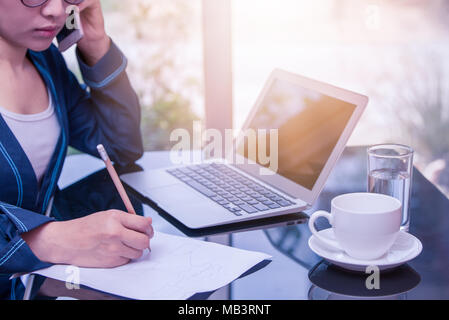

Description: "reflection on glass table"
263 224 321 271
308 260 421 300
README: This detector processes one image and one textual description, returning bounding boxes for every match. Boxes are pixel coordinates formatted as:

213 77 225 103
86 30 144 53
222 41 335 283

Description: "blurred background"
64 0 449 198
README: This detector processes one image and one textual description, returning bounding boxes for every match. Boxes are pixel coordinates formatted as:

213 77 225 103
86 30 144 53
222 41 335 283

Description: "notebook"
26 232 272 300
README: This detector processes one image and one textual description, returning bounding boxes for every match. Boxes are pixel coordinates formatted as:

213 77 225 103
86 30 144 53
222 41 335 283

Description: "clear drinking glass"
367 144 414 232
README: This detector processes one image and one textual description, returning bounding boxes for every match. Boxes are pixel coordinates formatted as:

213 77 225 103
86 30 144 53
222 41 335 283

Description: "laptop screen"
237 78 357 191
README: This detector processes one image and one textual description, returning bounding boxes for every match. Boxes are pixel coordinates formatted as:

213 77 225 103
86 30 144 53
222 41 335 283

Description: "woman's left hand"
75 0 111 66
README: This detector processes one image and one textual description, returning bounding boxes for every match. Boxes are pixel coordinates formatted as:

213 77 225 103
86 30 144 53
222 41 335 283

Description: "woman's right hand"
22 210 154 268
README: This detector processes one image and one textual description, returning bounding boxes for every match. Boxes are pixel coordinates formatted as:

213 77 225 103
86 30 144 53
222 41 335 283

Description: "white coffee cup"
308 193 402 260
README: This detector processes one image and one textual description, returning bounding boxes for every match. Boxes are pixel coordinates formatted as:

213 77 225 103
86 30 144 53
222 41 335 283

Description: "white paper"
30 232 271 300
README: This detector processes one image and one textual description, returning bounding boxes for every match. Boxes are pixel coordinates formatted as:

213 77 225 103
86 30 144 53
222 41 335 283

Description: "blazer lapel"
0 49 69 214
0 116 38 210
26 51 68 214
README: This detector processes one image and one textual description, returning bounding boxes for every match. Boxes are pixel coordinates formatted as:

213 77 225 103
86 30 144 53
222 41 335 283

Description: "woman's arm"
66 0 144 166
0 201 153 275
0 202 55 274
66 42 144 166
75 0 111 67
21 209 153 268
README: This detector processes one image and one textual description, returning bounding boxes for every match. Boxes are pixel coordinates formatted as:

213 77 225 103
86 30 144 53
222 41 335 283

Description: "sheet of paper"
31 232 272 300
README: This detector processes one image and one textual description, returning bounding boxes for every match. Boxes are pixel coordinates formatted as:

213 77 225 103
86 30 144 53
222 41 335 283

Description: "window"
232 0 449 196
65 0 205 151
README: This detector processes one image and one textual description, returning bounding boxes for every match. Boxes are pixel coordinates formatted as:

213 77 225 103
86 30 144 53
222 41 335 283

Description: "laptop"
121 69 368 229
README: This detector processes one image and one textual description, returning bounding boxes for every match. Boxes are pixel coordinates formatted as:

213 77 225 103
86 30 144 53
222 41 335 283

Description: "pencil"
97 144 136 215
97 144 152 253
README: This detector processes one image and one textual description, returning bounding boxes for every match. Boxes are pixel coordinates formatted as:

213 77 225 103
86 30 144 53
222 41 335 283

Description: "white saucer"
308 229 423 272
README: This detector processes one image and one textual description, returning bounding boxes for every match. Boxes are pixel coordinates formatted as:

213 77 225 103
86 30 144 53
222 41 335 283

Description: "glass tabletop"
53 146 449 300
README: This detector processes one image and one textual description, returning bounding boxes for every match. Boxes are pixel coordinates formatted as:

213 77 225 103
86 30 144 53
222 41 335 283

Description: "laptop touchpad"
146 184 228 229
146 184 208 207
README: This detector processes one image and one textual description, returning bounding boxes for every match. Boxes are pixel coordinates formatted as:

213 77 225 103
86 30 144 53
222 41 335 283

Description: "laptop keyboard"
166 163 295 216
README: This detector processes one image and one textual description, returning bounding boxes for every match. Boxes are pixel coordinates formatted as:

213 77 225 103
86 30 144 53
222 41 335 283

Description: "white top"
0 90 61 185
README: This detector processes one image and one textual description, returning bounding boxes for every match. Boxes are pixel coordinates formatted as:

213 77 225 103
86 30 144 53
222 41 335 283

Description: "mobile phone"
57 9 84 52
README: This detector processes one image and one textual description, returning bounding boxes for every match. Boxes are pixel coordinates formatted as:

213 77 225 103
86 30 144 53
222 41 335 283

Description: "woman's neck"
0 36 28 71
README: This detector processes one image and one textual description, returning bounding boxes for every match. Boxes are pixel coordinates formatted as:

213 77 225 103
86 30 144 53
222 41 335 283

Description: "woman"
0 0 154 299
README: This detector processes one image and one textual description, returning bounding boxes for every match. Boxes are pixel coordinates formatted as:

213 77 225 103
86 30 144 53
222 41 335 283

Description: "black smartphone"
57 9 84 52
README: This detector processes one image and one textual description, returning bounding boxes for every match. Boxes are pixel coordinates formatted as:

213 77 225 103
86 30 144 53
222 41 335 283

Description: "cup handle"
308 210 340 250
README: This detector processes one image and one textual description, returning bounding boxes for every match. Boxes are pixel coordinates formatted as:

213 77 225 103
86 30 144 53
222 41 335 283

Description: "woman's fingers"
75 0 97 12
119 243 144 260
119 228 150 251
119 214 154 238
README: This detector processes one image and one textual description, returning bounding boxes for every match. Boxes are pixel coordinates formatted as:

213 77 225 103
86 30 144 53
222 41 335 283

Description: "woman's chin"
27 38 56 52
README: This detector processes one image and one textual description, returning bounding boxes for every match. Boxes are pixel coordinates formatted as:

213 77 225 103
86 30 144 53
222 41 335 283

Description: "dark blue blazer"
0 40 143 299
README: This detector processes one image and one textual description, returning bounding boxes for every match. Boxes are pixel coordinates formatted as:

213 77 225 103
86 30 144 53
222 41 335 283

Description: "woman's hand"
22 210 154 268
74 0 111 66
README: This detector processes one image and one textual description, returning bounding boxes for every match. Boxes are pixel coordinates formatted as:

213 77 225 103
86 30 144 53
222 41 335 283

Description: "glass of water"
367 144 414 232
